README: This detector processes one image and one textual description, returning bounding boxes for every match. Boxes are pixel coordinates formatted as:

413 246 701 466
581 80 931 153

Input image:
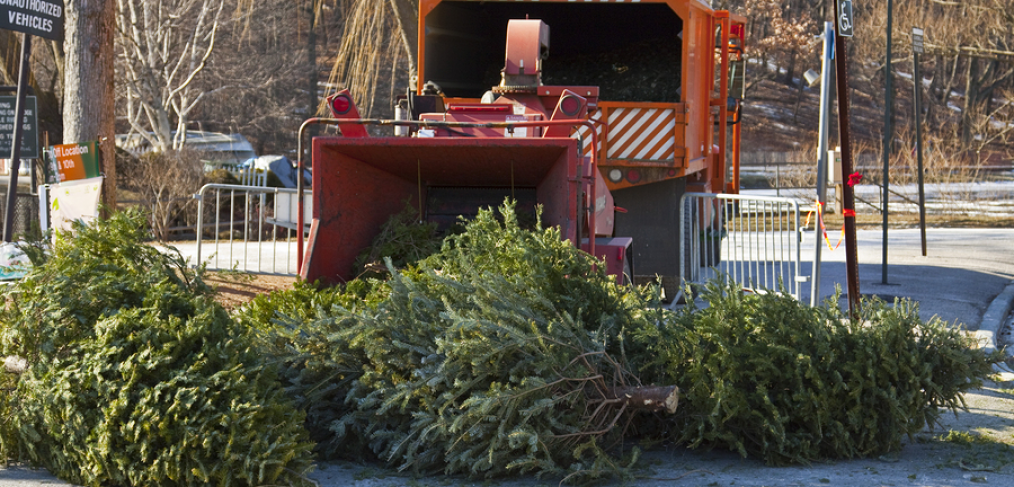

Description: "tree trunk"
3 355 27 375
961 58 980 149
785 51 797 86
64 0 116 212
608 385 680 413
388 0 418 83
308 0 319 117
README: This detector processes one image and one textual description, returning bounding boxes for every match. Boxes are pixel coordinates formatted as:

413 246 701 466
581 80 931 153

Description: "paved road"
164 239 303 276
805 228 1014 328
5 228 1014 486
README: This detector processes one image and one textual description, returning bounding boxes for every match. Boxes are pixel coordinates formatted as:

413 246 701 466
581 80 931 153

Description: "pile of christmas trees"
0 203 1000 485
237 202 1000 479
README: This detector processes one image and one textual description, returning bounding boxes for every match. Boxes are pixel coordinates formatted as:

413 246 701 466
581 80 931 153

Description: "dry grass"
826 211 1014 230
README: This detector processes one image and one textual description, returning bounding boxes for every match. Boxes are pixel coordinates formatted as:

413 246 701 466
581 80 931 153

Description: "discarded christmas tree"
0 211 314 486
240 202 679 480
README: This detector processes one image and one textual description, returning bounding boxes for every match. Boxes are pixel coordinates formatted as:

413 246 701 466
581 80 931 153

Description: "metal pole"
3 34 32 242
914 48 927 256
834 1 862 314
811 21 834 307
881 0 894 284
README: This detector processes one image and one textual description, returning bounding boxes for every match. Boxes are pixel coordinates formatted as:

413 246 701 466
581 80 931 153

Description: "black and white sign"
0 0 64 41
0 96 38 158
912 27 924 54
838 0 854 38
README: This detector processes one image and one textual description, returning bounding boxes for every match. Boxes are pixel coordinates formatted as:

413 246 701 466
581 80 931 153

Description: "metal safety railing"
194 184 311 275
236 168 268 187
680 192 806 300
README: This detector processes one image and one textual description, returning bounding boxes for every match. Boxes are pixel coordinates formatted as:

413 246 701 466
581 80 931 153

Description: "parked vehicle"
115 130 257 171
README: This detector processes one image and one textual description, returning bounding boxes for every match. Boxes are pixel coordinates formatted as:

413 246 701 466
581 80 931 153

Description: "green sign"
0 95 38 159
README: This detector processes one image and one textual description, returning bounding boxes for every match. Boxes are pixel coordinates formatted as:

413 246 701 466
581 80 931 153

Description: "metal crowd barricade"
194 183 311 275
680 192 805 300
236 168 268 187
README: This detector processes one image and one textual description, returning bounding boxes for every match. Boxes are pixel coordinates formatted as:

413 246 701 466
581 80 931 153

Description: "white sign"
838 0 854 37
912 27 924 54
49 176 103 238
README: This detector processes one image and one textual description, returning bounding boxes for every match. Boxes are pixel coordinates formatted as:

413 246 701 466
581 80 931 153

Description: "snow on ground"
743 179 1014 216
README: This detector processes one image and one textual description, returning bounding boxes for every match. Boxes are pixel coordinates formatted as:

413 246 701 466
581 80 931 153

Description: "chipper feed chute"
301 136 582 285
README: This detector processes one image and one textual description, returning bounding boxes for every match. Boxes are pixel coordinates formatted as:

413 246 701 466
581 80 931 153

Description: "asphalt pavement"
4 228 1014 486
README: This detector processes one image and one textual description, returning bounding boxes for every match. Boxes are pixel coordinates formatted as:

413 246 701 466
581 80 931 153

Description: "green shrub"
636 278 1001 465
2 209 211 359
0 210 314 486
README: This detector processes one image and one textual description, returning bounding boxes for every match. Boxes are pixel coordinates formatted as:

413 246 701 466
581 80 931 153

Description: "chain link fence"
0 193 41 239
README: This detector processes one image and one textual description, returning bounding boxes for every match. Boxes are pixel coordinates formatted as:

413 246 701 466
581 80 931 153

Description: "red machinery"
300 0 746 291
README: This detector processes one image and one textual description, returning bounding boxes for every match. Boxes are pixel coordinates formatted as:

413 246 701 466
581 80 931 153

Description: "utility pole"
834 0 861 314
882 0 895 284
912 27 927 256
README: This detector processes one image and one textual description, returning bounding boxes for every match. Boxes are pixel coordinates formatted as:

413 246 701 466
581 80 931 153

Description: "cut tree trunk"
609 385 679 413
3 355 27 375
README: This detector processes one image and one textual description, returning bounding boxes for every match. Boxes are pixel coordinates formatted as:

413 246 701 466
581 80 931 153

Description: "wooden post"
834 0 861 314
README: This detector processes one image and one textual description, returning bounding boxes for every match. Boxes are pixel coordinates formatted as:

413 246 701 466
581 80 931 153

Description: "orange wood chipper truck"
298 0 746 293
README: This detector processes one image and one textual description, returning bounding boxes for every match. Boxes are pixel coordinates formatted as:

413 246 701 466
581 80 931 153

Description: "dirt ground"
204 272 297 310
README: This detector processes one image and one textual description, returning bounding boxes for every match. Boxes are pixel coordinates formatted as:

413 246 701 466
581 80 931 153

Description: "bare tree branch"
115 0 226 152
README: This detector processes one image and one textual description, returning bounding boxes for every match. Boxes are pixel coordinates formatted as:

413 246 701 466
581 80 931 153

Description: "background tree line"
721 0 1014 160
4 0 1012 166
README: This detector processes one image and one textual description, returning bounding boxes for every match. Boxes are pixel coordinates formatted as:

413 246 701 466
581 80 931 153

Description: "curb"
976 280 1014 383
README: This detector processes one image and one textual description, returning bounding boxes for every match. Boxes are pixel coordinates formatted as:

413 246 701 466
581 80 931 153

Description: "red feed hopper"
301 136 582 285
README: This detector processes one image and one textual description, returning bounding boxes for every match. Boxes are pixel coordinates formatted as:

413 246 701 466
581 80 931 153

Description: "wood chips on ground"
206 272 297 310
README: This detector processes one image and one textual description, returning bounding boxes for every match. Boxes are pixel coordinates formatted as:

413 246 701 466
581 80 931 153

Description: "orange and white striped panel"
571 115 602 159
604 107 677 162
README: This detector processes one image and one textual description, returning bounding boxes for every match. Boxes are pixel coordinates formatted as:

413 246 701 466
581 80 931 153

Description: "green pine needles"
239 202 661 481
0 203 1001 486
0 210 314 486
242 201 999 480
636 279 1001 465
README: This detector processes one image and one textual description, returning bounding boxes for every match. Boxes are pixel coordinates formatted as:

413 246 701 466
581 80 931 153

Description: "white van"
115 131 257 171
